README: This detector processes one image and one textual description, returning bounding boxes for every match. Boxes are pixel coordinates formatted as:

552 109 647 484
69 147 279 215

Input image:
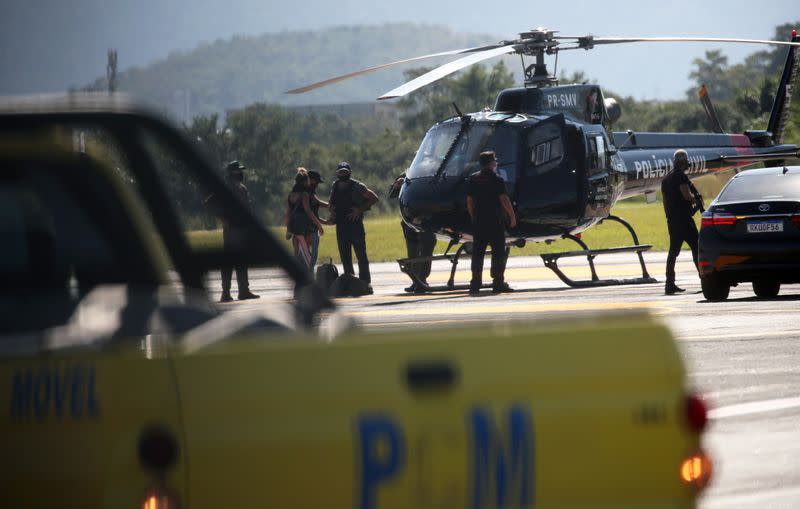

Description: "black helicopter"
289 28 800 289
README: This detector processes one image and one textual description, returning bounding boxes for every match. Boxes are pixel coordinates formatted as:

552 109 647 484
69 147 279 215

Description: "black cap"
308 170 324 183
336 161 352 172
226 160 246 173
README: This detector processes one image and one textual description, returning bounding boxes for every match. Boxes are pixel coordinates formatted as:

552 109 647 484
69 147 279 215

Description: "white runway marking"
710 396 800 419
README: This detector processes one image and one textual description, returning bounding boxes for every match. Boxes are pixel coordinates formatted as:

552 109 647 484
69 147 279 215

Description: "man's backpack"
315 259 339 296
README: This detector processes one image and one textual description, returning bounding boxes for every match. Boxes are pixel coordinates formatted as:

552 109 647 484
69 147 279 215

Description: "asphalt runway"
212 250 800 508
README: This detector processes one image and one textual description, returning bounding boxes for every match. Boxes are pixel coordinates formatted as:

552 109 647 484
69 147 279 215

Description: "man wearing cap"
467 150 517 295
328 162 379 290
661 149 701 295
307 169 329 268
211 160 260 302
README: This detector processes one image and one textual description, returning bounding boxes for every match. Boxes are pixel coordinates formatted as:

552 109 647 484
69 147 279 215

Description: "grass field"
187 199 701 263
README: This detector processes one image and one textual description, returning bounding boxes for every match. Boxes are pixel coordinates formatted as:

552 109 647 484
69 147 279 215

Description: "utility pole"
107 49 118 93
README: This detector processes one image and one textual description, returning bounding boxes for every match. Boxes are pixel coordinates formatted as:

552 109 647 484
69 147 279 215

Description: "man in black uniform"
390 174 437 293
212 160 260 302
328 162 378 291
661 149 701 295
467 150 517 295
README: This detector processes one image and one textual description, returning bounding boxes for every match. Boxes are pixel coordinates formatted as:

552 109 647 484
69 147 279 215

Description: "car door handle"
405 361 458 392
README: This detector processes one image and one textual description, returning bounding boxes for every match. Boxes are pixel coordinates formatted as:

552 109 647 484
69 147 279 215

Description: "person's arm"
314 194 329 209
500 194 517 229
467 195 476 223
679 183 693 202
302 192 324 234
348 186 379 220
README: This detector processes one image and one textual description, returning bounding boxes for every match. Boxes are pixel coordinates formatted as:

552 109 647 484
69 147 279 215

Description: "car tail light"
680 449 713 489
685 393 708 432
142 485 179 509
701 212 738 228
791 214 800 226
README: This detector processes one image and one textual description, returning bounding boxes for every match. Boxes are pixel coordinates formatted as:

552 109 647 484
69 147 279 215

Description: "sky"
1 0 797 101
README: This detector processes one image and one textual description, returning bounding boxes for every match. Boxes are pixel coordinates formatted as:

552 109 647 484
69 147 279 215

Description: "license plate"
747 221 783 233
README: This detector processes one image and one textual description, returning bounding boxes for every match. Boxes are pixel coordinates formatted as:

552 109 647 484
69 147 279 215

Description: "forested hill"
91 23 499 118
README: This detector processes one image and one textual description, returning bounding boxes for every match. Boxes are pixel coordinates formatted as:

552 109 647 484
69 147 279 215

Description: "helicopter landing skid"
397 240 510 292
540 215 658 288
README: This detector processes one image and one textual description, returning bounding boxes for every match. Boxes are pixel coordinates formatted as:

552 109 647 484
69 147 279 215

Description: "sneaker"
219 292 233 303
468 287 481 296
492 282 514 294
364 285 374 295
664 284 685 295
238 291 260 300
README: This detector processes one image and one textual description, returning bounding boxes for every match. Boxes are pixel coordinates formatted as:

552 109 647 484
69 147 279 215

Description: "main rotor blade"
378 45 518 100
560 36 800 48
285 44 506 94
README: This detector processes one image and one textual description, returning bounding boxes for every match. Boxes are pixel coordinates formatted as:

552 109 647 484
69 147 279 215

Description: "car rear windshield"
718 173 800 202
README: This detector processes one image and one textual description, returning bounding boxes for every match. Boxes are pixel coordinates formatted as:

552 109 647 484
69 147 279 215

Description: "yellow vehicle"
0 97 710 508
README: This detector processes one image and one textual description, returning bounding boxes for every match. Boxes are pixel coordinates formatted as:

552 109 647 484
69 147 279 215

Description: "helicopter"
288 28 800 290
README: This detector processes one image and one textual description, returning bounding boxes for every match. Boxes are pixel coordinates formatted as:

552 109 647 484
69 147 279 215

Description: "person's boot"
238 291 260 300
492 281 514 294
219 291 233 303
665 283 685 295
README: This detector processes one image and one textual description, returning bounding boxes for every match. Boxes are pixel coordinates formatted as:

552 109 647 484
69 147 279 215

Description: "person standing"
389 174 436 293
328 162 378 290
467 150 517 295
211 160 259 302
285 168 325 273
307 170 329 268
661 149 701 295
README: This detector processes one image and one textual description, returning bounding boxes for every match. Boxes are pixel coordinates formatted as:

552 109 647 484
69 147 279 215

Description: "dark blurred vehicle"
0 94 330 338
698 166 800 301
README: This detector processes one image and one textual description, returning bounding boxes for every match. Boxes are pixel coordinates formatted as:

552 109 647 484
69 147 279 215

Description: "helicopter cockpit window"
407 123 460 179
441 124 496 177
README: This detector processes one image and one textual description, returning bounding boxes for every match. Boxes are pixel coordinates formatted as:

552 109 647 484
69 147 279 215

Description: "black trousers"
402 222 437 282
470 224 507 289
221 228 250 294
665 217 699 285
337 221 371 283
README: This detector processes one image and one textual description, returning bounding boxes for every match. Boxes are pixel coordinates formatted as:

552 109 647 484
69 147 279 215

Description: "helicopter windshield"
441 123 498 177
407 122 460 178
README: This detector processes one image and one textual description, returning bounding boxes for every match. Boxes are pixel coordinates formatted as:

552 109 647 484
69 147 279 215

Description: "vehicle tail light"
685 393 708 432
142 486 179 509
791 214 800 226
680 449 713 489
701 212 738 228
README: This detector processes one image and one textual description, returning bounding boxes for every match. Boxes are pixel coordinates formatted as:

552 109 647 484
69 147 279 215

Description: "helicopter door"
517 114 578 223
585 129 612 214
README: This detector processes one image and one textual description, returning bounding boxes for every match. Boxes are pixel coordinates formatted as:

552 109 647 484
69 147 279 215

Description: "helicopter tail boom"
767 31 800 144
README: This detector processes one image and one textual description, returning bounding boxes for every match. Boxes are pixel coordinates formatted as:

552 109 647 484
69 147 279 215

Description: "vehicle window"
718 173 800 202
407 123 460 178
0 163 153 295
442 123 496 177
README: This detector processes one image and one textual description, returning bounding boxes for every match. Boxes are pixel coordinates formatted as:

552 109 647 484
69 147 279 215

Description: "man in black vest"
209 160 259 302
328 162 378 290
661 149 701 295
390 174 437 293
467 150 517 295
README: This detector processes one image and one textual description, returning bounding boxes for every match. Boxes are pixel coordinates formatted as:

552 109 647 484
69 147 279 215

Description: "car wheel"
701 275 730 301
752 280 780 298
